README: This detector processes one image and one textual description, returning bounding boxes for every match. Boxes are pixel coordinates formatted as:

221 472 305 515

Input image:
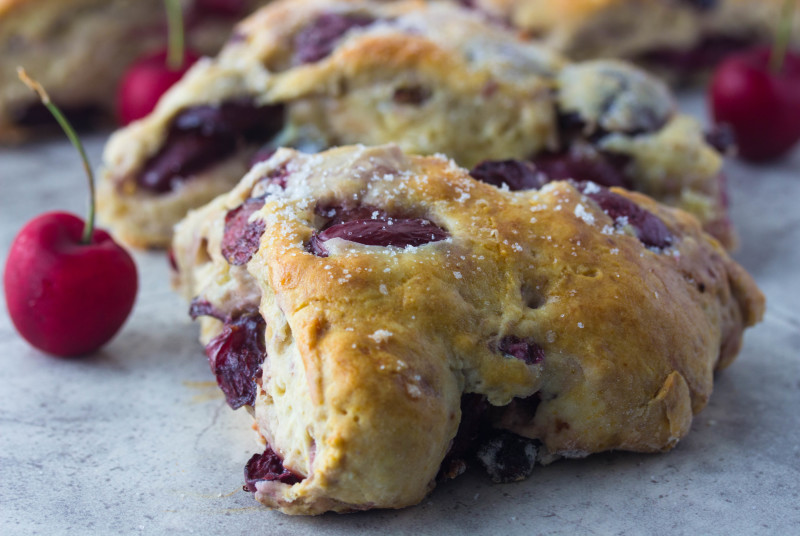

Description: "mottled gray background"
1 95 798 535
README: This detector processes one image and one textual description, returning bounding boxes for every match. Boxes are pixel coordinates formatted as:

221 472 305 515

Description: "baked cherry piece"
294 13 375 64
244 446 303 491
710 47 800 161
393 85 432 105
533 149 630 189
138 100 286 193
469 160 546 191
470 153 629 193
497 336 545 365
4 213 138 357
117 50 200 126
4 71 138 357
582 183 673 249
309 215 449 257
204 313 267 409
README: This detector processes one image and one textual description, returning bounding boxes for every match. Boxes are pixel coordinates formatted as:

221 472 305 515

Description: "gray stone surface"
1 97 799 535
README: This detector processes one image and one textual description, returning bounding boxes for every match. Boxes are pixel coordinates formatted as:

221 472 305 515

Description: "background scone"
99 0 733 249
171 144 764 515
0 0 269 143
470 0 800 80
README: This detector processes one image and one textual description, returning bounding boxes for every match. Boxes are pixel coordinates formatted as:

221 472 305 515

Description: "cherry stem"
17 68 96 245
770 0 796 74
166 0 185 71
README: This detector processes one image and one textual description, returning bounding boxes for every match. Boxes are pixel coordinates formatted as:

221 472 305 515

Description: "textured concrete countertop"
1 95 799 535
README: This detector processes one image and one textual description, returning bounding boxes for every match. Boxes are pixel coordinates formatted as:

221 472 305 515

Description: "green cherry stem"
166 0 185 71
17 68 96 245
770 0 797 74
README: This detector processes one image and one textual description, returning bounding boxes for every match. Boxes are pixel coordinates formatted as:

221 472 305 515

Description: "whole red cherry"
117 49 199 125
117 0 200 125
6 69 139 357
4 213 138 357
710 46 800 161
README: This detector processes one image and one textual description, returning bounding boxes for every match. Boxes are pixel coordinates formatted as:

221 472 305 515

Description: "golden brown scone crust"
99 0 731 250
172 144 764 515
0 0 269 143
472 0 800 62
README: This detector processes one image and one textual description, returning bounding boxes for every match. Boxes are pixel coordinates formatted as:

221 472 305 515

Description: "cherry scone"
171 144 764 515
0 0 269 143
99 0 734 249
469 0 800 81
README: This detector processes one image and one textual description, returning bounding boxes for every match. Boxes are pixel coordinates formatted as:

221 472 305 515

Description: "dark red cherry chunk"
244 446 303 492
309 216 448 257
476 431 538 483
254 163 290 190
139 131 225 193
583 185 673 249
316 205 387 227
294 13 375 64
222 197 267 266
393 86 432 105
471 151 629 192
138 99 285 193
204 313 266 409
710 46 800 162
532 149 631 189
469 160 546 191
497 336 544 365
